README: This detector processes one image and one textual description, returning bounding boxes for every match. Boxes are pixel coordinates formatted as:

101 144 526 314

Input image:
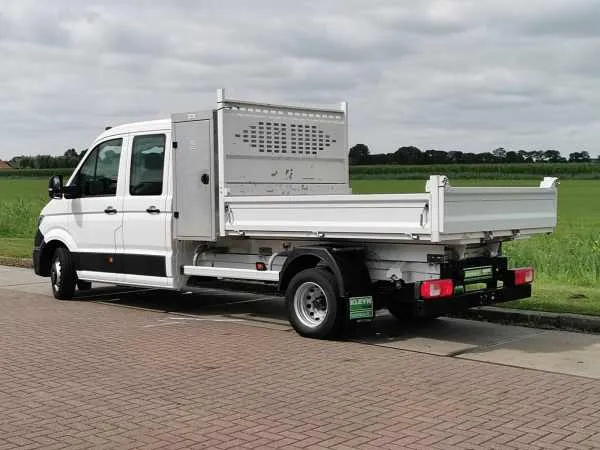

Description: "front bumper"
414 284 532 317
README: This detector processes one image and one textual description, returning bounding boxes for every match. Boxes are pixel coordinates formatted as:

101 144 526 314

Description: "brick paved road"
1 289 600 449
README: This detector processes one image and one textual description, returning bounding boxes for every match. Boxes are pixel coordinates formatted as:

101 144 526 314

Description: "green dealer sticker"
349 296 374 320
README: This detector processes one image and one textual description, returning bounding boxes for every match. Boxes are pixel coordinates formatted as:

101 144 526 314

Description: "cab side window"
129 134 166 196
74 138 123 197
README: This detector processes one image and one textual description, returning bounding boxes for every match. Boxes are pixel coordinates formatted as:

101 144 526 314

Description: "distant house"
0 160 13 170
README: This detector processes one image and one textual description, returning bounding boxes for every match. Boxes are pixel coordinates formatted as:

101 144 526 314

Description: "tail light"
420 279 454 300
512 267 534 285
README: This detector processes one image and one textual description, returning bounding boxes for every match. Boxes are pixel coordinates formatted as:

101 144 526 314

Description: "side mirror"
48 175 63 199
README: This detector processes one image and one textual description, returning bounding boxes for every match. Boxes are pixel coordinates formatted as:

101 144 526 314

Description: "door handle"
146 206 160 214
104 206 117 214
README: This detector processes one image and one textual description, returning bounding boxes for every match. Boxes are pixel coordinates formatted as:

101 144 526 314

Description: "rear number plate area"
463 266 493 283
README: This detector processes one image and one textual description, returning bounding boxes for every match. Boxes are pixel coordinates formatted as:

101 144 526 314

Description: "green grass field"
1 177 599 315
0 178 48 259
351 162 600 179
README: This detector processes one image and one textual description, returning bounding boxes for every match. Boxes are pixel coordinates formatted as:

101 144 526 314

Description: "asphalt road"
3 265 600 449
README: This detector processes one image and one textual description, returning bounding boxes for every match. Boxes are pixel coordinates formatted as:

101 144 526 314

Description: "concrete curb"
454 306 600 334
0 257 33 269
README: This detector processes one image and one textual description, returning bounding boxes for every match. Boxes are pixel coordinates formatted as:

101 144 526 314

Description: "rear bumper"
414 284 532 317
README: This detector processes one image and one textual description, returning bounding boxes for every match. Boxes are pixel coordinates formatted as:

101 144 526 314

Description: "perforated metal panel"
218 95 350 196
237 121 336 155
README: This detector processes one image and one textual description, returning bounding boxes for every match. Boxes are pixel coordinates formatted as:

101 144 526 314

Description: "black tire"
50 247 76 300
76 280 92 291
285 268 343 339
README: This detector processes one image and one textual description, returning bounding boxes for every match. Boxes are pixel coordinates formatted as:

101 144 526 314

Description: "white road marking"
168 316 244 322
142 316 245 328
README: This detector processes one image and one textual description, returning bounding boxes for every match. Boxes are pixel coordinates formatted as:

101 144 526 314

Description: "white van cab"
34 119 176 290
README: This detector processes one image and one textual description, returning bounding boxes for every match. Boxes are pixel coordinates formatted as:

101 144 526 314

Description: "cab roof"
95 119 171 142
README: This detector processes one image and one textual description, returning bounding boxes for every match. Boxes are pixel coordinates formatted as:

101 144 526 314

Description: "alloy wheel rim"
293 281 328 328
51 259 62 291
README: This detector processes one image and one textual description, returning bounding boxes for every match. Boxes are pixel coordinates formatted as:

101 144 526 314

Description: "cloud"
0 0 599 160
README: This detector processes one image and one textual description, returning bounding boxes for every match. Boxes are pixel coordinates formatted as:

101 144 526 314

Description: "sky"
1 0 600 160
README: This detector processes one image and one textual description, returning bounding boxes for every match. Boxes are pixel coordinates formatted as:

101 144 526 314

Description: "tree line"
4 145 598 169
7 149 85 169
349 145 598 165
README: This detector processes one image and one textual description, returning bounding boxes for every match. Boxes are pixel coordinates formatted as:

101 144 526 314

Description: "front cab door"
67 137 126 283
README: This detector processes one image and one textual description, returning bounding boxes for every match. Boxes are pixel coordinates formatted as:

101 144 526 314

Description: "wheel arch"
37 239 71 277
279 247 372 298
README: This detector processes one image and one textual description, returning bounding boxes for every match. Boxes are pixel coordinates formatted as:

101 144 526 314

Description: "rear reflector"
420 279 454 300
513 267 534 285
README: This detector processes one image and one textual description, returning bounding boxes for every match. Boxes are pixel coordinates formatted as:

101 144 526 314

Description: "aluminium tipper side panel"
172 112 217 241
222 175 559 243
219 98 351 196
223 193 431 240
441 186 558 236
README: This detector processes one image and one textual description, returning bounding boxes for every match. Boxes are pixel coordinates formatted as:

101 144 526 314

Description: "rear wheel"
50 247 76 300
285 268 343 339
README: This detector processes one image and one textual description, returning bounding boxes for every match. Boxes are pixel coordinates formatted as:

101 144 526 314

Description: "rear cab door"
120 128 173 287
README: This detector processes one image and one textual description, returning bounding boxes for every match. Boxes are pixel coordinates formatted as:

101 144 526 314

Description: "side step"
182 265 280 282
184 276 280 296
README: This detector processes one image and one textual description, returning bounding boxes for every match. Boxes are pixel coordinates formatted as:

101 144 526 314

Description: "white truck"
33 90 558 339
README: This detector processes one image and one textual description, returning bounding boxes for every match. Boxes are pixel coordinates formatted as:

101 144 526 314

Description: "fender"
279 246 372 298
40 227 77 252
33 225 77 277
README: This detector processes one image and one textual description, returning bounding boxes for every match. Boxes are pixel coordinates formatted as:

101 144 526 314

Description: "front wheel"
50 247 76 300
285 268 343 339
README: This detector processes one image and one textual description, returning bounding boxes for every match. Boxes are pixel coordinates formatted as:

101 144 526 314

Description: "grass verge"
1 238 34 259
502 283 600 316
